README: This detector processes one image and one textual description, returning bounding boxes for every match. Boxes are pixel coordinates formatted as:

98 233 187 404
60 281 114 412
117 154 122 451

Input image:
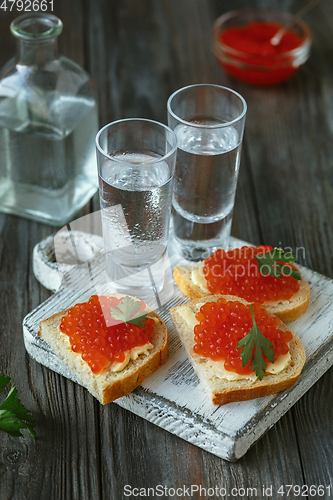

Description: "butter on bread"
38 294 168 405
170 295 306 405
173 262 310 323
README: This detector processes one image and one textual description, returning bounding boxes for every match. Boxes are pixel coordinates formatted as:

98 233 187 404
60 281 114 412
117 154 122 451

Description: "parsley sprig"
237 305 276 381
254 248 301 280
110 296 149 327
0 376 35 438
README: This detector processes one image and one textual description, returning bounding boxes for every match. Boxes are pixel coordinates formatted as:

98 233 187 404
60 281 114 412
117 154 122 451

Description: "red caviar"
218 21 304 85
193 298 292 375
203 245 300 304
59 295 154 374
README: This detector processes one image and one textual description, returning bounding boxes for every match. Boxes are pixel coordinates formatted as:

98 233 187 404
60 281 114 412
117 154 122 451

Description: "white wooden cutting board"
23 236 333 461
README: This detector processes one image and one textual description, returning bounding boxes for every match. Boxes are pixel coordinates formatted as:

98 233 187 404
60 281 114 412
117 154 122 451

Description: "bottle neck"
17 37 58 66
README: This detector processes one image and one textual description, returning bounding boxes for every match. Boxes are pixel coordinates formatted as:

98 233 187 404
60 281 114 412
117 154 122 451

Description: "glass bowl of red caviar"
213 9 312 86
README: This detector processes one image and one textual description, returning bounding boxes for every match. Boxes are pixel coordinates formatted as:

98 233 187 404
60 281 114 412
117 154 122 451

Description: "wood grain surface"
0 0 333 499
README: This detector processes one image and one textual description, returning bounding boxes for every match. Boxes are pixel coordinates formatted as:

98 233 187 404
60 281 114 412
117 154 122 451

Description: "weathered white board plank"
23 236 333 461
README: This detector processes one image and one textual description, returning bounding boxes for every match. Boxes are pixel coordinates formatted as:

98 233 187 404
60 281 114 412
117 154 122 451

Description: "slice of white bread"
38 294 168 405
173 262 310 323
170 295 306 405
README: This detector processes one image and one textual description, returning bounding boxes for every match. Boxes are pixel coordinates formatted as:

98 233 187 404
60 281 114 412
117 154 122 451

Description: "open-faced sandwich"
38 294 168 404
170 294 306 405
173 245 310 322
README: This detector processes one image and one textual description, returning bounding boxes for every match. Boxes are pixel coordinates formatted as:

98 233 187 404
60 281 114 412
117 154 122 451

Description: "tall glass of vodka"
167 84 247 261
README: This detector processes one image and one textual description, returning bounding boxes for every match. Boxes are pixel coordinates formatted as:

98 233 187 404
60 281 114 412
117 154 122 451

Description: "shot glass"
167 84 247 261
95 118 177 306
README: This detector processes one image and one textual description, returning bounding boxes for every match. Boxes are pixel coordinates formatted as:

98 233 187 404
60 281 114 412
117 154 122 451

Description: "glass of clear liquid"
95 119 177 307
0 13 99 225
167 84 247 261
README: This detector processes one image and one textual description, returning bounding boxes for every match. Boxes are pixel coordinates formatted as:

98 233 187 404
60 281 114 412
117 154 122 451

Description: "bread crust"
173 263 310 322
173 265 204 301
170 294 306 405
38 295 168 405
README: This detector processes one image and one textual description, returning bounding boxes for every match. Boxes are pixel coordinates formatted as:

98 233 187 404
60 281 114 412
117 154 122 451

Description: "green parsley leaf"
110 296 149 327
254 248 301 280
0 376 35 438
0 375 11 395
237 305 276 381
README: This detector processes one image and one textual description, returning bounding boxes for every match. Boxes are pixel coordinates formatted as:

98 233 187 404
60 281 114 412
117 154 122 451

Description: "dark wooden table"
1 1 333 498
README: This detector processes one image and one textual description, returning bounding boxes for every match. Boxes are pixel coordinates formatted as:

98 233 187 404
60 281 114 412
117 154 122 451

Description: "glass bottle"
0 13 99 226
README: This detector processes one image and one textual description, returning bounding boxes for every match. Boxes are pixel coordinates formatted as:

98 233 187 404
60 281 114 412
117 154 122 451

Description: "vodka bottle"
0 13 99 225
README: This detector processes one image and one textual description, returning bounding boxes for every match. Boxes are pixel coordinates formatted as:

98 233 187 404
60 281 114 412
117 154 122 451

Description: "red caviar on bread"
173 245 310 322
59 295 155 374
203 245 300 303
193 298 292 377
38 294 168 405
170 295 306 405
